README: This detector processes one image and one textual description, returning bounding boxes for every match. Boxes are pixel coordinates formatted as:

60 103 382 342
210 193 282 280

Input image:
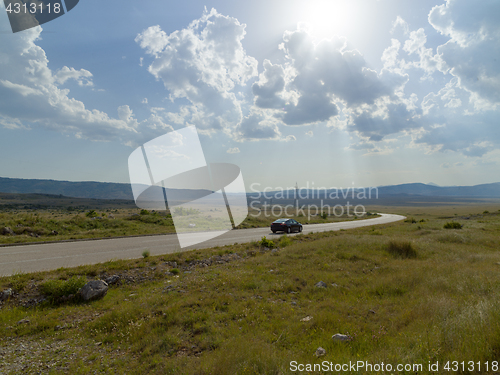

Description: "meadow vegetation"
0 206 375 245
1 205 500 373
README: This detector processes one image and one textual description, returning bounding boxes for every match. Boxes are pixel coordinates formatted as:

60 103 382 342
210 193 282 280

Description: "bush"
140 209 150 215
320 212 328 220
278 235 293 248
387 240 417 259
142 250 150 258
173 207 200 216
404 217 417 224
259 236 276 249
40 276 87 300
85 210 98 218
171 268 180 275
444 221 462 229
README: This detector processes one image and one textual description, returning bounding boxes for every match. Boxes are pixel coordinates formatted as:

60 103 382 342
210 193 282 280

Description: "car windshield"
273 219 288 223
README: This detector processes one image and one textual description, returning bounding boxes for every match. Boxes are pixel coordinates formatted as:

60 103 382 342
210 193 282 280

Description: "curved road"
0 213 405 276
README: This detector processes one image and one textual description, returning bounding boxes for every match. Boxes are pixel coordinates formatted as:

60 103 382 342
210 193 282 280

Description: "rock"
79 280 108 301
1 227 14 236
22 297 45 308
0 288 13 301
188 223 196 228
105 275 120 285
315 281 327 288
332 333 351 342
300 316 313 322
17 318 30 325
108 214 115 219
50 230 58 235
315 347 326 357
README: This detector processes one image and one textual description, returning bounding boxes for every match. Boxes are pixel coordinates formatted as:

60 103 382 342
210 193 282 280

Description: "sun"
298 0 359 40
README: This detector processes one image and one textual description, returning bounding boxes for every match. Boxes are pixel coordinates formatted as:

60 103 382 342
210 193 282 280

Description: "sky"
0 0 499 192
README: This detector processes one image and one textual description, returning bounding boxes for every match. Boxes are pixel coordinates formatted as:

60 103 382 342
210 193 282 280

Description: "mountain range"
1 177 500 200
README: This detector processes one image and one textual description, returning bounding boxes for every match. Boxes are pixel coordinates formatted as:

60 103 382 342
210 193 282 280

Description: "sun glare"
299 0 359 40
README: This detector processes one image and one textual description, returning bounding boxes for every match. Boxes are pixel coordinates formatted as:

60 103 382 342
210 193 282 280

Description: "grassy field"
1 204 500 373
0 204 374 245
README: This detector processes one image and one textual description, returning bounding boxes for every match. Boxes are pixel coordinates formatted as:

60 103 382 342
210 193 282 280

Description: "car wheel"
272 230 276 233
299 226 302 232
287 227 291 234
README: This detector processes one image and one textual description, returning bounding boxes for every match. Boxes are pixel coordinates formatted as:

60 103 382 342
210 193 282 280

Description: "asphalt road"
0 213 405 276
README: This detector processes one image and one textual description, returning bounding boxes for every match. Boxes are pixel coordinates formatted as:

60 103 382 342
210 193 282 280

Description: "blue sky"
0 0 499 191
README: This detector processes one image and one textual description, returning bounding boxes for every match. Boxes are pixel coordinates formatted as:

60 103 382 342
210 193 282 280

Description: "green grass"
1 207 500 373
0 206 377 245
40 276 87 301
0 209 177 244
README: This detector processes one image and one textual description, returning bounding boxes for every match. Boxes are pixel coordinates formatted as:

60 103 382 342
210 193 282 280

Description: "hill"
0 177 134 200
1 177 500 201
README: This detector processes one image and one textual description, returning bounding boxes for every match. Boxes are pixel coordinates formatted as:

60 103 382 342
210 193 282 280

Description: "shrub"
142 250 150 258
387 240 417 259
171 268 180 275
278 235 293 248
444 221 462 229
320 212 328 220
483 210 489 214
404 217 417 224
259 236 276 249
173 207 200 216
85 210 98 218
40 276 86 300
140 209 150 215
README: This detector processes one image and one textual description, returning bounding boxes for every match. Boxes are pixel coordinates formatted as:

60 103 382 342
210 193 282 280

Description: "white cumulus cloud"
136 8 258 133
0 22 137 141
429 0 500 107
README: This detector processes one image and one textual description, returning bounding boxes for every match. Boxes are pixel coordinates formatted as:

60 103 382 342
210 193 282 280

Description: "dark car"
271 218 303 234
